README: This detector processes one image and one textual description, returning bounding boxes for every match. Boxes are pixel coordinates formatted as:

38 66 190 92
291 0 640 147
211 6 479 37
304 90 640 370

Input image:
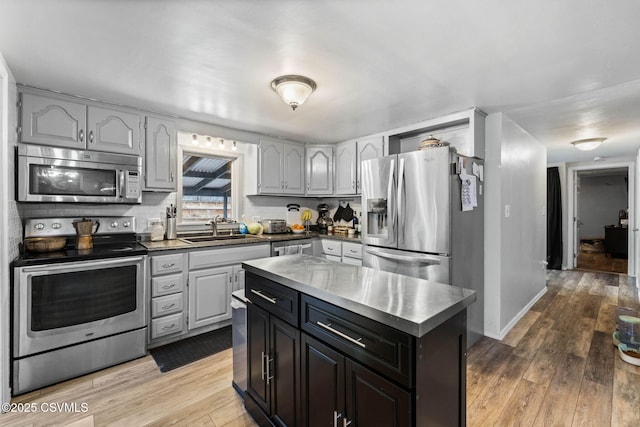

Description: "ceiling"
2 0 640 164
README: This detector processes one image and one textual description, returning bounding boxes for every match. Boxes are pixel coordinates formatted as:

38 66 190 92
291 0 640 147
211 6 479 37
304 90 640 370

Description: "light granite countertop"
242 254 476 337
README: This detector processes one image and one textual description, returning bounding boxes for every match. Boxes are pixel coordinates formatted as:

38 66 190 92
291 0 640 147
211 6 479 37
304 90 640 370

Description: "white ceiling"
2 0 640 163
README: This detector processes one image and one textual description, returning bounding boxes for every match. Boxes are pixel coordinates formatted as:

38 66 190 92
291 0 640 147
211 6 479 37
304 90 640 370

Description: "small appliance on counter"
316 204 333 234
261 219 287 234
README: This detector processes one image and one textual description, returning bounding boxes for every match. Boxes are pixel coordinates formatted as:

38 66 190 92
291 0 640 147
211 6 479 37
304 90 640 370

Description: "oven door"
14 255 147 358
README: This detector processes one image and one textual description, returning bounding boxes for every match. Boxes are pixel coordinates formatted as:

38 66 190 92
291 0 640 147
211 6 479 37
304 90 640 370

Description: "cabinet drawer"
151 312 185 339
301 294 413 387
342 242 362 259
189 244 270 270
151 293 183 317
151 253 185 275
321 240 342 256
246 272 299 327
341 256 362 266
151 273 184 297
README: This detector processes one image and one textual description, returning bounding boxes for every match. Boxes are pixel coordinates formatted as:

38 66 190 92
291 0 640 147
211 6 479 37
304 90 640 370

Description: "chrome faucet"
207 215 220 236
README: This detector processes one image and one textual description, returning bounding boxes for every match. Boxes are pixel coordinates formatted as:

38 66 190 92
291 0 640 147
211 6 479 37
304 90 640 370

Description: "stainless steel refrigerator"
361 146 484 347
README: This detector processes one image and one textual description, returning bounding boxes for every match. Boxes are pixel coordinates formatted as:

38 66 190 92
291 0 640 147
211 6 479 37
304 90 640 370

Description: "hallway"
466 270 640 426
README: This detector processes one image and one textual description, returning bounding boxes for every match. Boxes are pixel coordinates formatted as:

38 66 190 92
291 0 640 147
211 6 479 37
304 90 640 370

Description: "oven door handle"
19 256 146 273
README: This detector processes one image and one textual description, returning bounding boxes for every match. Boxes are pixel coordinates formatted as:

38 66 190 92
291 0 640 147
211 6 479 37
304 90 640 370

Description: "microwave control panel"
125 171 141 199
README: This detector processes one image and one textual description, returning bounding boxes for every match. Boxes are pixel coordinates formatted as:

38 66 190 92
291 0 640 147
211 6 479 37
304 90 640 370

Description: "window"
180 151 234 223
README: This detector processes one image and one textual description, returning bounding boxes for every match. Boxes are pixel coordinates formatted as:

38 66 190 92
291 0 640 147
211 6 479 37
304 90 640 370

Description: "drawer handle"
162 263 175 268
251 289 277 304
349 250 358 253
316 321 366 348
327 247 334 250
162 283 176 290
162 324 176 331
162 303 176 310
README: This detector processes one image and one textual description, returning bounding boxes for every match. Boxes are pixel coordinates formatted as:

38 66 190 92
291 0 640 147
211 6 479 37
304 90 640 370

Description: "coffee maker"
316 204 333 234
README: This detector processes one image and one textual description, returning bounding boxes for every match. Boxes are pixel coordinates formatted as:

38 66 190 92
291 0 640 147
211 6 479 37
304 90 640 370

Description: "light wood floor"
3 269 639 426
577 250 628 274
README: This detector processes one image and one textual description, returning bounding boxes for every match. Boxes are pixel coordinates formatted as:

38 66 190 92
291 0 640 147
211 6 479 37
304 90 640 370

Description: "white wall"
0 51 20 403
578 174 627 238
484 113 547 339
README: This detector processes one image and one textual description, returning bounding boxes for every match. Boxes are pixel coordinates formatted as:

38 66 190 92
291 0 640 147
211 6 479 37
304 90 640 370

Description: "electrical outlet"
504 205 511 218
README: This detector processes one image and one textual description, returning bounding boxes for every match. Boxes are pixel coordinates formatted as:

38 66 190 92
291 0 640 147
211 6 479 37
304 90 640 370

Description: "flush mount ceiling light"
571 137 607 151
270 75 317 111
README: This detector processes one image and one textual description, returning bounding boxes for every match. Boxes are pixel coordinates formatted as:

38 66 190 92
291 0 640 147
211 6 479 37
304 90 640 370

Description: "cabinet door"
306 145 333 195
259 139 284 194
301 333 345 427
87 105 142 155
345 359 411 426
144 116 177 191
356 136 384 193
247 304 271 415
232 264 245 292
271 317 301 427
188 266 233 330
20 91 87 149
283 143 305 194
335 141 357 195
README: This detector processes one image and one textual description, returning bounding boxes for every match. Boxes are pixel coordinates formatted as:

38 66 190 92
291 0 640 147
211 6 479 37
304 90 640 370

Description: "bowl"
618 343 640 366
291 228 305 234
24 237 66 252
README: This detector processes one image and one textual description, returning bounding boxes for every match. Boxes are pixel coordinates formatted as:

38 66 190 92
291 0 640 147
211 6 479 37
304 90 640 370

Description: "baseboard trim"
484 286 548 341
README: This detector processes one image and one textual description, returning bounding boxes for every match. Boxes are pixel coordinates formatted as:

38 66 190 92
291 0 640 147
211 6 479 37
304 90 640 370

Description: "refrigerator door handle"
388 158 397 241
366 247 442 265
397 157 405 245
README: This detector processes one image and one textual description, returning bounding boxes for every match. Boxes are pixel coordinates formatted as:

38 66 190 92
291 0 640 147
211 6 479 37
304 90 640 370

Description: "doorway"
567 163 635 275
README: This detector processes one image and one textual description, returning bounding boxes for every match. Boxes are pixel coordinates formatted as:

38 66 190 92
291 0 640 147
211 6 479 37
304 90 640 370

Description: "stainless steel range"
12 216 148 395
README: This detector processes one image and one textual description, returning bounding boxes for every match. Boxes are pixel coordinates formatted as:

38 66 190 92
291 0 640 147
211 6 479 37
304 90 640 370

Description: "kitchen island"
242 255 476 427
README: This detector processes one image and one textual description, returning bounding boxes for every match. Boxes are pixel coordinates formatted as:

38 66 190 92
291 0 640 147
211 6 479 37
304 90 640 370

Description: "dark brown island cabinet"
242 255 476 427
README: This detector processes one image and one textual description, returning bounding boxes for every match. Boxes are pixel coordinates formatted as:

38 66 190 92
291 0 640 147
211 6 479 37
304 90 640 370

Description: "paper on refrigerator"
460 172 477 212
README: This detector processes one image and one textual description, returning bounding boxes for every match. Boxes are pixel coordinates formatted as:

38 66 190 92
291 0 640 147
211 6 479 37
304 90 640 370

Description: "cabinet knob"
79 129 84 142
89 130 94 143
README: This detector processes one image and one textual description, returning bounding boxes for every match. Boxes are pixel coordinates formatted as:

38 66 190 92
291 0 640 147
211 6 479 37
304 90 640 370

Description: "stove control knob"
111 221 119 228
51 223 62 229
123 221 131 228
35 223 45 230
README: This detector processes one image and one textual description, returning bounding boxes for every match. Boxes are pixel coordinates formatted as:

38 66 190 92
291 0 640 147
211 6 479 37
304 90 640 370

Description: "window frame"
177 143 241 225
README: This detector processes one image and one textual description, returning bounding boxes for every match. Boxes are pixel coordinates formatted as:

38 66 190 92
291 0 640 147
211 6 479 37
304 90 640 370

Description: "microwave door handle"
118 170 125 198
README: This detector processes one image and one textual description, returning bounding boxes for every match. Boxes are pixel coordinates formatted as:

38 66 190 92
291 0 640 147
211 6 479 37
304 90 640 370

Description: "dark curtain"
547 167 563 269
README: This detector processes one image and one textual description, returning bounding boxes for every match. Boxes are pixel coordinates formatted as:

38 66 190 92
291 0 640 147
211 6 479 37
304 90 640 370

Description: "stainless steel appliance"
261 219 287 234
231 289 248 396
17 144 142 204
271 239 314 256
12 216 148 395
361 146 484 346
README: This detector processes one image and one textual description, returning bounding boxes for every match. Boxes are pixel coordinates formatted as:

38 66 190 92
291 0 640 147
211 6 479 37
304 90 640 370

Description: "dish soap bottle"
352 212 359 232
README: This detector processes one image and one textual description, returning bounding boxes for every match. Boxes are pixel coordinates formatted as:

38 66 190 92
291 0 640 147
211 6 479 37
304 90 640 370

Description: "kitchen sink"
178 234 250 244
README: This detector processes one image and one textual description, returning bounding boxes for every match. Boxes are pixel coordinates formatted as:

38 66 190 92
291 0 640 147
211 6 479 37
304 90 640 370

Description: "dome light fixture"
270 75 317 111
571 137 606 151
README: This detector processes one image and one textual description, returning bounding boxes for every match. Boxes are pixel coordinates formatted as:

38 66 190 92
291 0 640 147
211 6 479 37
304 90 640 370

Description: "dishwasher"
231 289 248 397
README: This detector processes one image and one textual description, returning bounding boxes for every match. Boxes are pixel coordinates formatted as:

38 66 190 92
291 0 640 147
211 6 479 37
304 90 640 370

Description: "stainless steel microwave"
17 144 142 204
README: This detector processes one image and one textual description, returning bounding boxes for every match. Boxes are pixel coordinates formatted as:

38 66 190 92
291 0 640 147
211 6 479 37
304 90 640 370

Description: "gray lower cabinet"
149 252 188 343
188 265 234 330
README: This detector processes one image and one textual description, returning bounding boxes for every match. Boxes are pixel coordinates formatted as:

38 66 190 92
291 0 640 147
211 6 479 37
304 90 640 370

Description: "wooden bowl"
24 237 67 253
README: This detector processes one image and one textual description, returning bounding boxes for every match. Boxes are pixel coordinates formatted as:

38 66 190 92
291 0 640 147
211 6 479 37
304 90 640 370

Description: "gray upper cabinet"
335 136 385 195
87 105 143 155
356 136 385 193
258 137 304 195
19 87 143 155
306 145 333 195
19 91 87 149
335 141 357 195
144 116 177 191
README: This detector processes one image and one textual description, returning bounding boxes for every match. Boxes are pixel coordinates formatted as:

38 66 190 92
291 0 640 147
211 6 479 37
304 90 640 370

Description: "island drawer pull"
251 289 277 304
316 321 366 348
